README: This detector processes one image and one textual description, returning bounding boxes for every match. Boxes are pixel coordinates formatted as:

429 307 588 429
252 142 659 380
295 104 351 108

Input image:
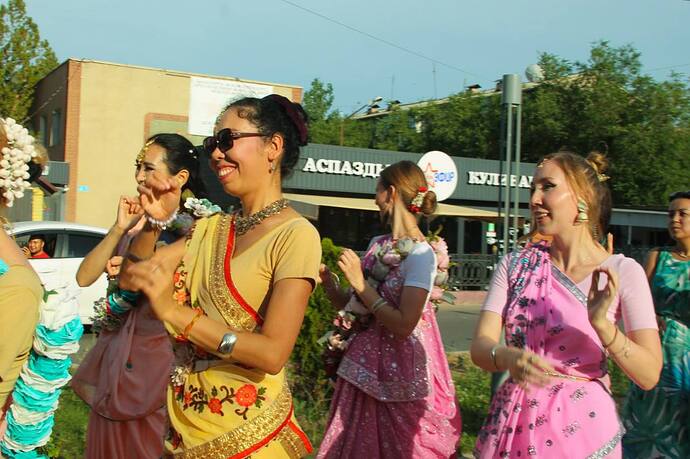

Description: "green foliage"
309 42 690 207
451 353 492 456
290 238 343 405
0 0 59 121
40 388 89 458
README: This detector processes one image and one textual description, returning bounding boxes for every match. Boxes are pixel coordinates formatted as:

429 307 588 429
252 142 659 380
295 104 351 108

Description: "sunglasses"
202 128 264 155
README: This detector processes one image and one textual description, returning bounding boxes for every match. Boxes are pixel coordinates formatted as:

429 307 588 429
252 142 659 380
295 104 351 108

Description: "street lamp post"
339 96 383 146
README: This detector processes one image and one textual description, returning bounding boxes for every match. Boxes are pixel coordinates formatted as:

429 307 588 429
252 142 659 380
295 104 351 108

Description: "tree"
302 78 342 145
0 0 58 121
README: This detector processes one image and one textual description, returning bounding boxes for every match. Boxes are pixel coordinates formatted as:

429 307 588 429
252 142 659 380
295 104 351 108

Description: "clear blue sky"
25 0 690 114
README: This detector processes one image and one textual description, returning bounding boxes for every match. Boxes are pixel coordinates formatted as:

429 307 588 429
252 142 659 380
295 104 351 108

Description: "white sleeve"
402 243 436 291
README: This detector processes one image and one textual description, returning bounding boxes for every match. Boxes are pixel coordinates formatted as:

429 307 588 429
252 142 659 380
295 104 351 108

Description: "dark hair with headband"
220 94 309 179
147 133 207 200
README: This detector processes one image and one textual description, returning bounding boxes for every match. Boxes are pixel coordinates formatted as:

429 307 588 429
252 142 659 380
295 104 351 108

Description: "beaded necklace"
235 198 290 236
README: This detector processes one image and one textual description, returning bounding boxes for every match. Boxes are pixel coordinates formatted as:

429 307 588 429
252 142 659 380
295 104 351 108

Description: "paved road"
436 303 482 352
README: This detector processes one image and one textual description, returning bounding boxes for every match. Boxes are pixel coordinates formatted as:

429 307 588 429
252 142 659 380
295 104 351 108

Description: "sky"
23 0 690 114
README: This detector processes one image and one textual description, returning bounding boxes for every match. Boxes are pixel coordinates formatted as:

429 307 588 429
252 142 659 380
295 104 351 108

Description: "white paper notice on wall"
188 77 274 136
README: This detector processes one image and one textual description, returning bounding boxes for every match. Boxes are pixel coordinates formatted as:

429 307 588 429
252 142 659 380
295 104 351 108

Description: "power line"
646 62 690 72
277 0 485 80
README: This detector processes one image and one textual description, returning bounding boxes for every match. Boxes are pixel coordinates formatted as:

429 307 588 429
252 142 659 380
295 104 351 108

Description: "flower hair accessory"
408 186 428 214
0 118 37 207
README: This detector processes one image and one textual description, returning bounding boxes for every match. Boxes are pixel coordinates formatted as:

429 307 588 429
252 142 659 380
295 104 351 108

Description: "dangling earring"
576 198 589 223
269 162 275 174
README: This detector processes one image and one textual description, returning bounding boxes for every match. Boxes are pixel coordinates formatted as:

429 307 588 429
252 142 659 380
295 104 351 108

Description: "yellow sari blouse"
166 213 321 458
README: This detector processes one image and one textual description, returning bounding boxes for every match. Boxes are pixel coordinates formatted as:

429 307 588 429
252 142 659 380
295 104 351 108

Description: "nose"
530 189 542 208
210 147 225 163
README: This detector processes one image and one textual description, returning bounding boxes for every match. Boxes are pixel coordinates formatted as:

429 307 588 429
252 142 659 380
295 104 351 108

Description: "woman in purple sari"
317 161 461 458
471 151 662 458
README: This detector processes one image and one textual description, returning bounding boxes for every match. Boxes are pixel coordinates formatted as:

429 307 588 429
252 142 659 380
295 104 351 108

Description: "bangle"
608 334 631 359
602 326 619 349
370 297 387 314
490 345 501 370
146 209 178 230
177 308 203 342
330 272 340 287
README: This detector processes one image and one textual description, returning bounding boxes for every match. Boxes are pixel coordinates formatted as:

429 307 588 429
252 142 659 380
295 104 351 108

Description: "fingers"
588 269 600 301
514 352 553 388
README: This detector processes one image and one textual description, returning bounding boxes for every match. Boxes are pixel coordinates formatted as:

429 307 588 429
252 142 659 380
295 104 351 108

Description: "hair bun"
586 143 609 181
421 189 438 217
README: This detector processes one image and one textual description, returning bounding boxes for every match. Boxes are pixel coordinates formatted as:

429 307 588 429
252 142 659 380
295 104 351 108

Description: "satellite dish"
525 64 544 83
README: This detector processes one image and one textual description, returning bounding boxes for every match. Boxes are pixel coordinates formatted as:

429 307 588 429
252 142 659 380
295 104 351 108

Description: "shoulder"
273 217 321 247
604 254 647 280
404 241 435 266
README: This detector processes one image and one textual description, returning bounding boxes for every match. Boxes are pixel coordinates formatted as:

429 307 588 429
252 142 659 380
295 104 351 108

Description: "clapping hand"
116 196 144 232
337 249 365 294
138 170 181 221
587 266 619 331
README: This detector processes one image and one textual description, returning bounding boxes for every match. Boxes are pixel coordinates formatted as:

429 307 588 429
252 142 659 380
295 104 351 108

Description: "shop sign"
467 171 533 189
302 157 387 178
417 151 457 202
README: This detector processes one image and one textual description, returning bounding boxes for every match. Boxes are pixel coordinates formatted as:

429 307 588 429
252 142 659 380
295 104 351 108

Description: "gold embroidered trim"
173 379 294 459
209 214 258 331
274 422 311 458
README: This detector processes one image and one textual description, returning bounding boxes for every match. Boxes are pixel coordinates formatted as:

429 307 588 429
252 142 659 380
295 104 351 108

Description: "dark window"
65 232 103 258
14 231 59 258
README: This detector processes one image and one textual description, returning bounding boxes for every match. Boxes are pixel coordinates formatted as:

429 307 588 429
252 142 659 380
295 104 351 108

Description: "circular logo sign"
417 151 458 202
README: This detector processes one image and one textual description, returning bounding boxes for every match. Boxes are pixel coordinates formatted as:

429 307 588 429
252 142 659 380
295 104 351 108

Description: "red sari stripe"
223 219 264 326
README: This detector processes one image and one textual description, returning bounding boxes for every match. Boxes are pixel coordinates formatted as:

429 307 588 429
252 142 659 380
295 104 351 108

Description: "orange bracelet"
177 308 203 342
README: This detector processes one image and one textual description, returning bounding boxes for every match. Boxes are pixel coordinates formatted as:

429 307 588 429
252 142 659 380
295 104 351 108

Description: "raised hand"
105 256 123 278
337 249 365 294
137 170 181 221
587 266 619 330
116 196 144 232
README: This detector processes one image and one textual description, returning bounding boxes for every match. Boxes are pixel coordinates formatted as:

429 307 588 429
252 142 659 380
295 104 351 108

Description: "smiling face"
668 197 690 242
530 160 581 236
135 144 173 185
28 237 45 255
209 108 269 197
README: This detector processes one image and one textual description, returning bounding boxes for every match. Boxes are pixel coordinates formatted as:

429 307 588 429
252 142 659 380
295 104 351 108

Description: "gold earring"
576 198 589 223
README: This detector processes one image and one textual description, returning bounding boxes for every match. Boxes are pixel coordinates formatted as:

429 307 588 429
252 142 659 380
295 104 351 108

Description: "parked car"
9 221 109 327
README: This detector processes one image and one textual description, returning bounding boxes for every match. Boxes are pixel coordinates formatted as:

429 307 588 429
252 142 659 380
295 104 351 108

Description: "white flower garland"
0 118 37 207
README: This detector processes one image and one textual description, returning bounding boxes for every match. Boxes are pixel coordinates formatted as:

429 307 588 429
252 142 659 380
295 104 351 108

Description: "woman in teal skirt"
623 190 690 458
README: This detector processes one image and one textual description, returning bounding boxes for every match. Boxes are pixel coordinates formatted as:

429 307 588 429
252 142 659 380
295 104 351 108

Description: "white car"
10 221 109 327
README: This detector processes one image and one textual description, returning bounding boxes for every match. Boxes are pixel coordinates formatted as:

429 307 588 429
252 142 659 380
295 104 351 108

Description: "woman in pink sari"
71 134 207 458
471 150 662 458
318 160 461 458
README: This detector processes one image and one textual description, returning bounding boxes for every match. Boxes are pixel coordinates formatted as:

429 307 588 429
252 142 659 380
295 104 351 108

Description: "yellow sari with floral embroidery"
165 213 321 458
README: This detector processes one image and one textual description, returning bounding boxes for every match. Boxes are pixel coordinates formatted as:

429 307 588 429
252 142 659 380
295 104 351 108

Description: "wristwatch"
217 332 238 355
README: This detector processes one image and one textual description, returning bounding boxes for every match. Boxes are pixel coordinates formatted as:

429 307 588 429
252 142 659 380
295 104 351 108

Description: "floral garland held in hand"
319 230 455 379
0 118 37 207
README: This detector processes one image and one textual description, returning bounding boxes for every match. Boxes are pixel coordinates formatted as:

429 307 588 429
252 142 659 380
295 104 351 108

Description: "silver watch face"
218 333 236 354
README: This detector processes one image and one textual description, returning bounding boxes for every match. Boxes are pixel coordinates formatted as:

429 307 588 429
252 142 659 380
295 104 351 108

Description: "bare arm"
354 282 426 339
588 267 663 390
121 241 313 375
76 196 143 287
643 249 659 284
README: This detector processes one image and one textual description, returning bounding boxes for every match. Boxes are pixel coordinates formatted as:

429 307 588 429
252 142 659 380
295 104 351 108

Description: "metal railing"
448 253 498 290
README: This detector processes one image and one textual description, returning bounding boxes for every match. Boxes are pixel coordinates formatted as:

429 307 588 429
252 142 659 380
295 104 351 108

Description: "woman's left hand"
138 170 181 221
587 266 619 330
337 249 366 294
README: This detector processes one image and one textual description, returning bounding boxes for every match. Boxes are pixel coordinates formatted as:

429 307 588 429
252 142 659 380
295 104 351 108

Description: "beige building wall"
44 59 303 227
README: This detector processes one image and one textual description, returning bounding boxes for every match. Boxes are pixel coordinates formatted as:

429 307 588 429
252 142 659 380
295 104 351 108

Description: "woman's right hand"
501 347 555 389
115 195 144 232
137 170 181 221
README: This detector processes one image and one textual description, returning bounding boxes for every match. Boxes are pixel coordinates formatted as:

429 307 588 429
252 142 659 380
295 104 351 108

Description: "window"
65 232 104 258
14 232 59 258
38 115 48 145
50 110 61 146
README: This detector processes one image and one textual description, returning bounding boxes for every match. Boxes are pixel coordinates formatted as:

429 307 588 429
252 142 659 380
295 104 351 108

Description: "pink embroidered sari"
474 243 624 458
318 236 461 458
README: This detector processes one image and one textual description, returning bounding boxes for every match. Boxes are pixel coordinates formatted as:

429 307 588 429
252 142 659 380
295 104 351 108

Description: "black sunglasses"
202 128 264 155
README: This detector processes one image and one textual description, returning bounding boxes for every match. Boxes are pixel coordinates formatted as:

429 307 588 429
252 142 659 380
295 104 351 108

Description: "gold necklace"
235 198 289 236
674 248 690 259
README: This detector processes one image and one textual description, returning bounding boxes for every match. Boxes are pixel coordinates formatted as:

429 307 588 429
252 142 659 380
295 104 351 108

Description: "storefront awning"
284 193 498 219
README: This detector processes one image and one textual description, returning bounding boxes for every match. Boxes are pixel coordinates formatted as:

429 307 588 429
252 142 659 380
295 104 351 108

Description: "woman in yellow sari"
121 94 321 458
